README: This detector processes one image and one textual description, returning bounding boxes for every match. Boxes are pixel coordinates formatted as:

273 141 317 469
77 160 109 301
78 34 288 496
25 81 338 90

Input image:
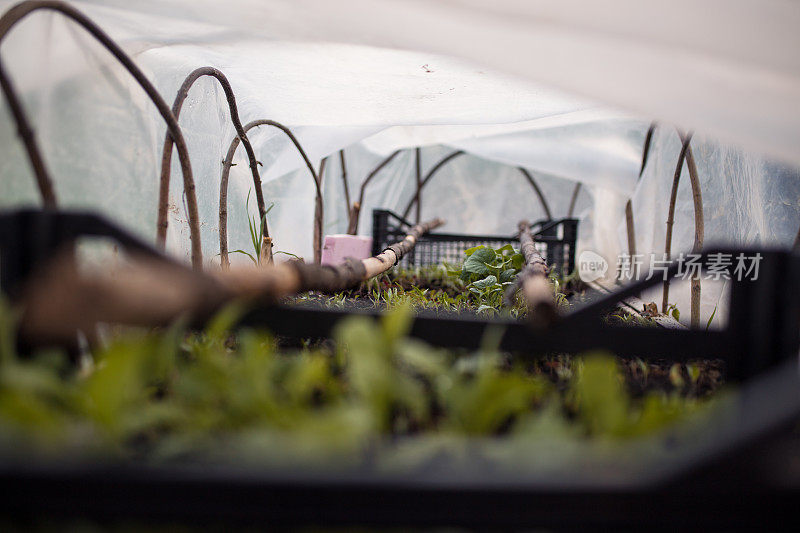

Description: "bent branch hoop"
663 130 704 327
567 183 582 218
517 167 553 220
158 67 266 265
314 158 326 264
0 0 203 269
625 122 658 259
794 224 800 250
0 0 200 268
0 61 55 206
219 119 319 268
401 150 465 220
339 149 350 213
348 150 402 235
414 147 422 224
400 150 553 222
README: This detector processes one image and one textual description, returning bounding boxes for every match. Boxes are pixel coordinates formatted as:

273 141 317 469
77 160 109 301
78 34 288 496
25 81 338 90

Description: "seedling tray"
1 209 799 529
371 209 579 275
2 357 799 529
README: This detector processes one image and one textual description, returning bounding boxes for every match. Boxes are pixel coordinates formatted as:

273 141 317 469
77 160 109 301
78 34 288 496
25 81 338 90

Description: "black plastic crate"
371 209 578 274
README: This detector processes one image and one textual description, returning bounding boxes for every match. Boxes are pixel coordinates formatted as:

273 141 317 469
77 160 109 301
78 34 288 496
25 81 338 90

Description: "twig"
517 167 553 220
18 218 446 346
662 132 692 311
314 158 326 264
640 122 657 176
794 224 800 250
414 148 422 224
0 61 56 206
512 220 556 326
683 132 704 328
662 130 704 327
339 149 350 215
567 182 582 218
220 218 444 298
219 119 319 268
401 150 465 219
625 200 637 258
625 122 657 273
158 67 266 267
348 150 401 235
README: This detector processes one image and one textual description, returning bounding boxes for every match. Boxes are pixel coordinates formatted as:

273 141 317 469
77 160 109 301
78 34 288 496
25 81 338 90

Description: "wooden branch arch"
0 0 201 268
517 167 553 220
567 183 582 218
401 150 464 220
401 151 554 223
347 149 402 234
663 130 704 327
218 119 319 269
158 67 266 267
339 149 350 213
314 157 326 264
625 121 657 258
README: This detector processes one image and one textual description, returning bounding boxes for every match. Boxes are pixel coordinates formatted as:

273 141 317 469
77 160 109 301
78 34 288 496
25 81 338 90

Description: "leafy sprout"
229 190 274 266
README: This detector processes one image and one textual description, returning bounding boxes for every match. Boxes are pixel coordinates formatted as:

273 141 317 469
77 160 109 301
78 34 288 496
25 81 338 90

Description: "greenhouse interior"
0 0 799 529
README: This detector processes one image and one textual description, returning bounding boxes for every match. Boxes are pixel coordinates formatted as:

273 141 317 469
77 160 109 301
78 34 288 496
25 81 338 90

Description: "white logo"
578 250 608 283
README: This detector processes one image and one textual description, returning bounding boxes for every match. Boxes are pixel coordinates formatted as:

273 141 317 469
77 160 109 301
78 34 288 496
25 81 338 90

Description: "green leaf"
496 244 515 256
229 249 258 265
464 245 486 257
445 365 547 434
205 302 247 345
706 306 717 331
499 268 517 284
470 275 498 290
574 353 628 436
461 248 497 279
381 303 414 345
511 253 525 271
274 250 301 260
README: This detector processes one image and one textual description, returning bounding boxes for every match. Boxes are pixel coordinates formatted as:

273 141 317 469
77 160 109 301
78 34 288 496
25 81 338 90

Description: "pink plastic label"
320 234 374 266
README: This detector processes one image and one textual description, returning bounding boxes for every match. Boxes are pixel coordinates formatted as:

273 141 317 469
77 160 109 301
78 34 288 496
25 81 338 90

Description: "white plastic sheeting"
0 0 797 327
70 0 800 165
632 128 800 326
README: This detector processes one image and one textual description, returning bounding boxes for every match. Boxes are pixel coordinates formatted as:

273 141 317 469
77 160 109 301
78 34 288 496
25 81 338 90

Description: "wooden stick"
663 130 704 328
663 132 691 312
683 134 704 328
158 67 265 268
518 168 553 220
348 150 402 235
625 199 637 257
567 182 582 218
314 158 326 264
401 150 464 220
794 223 800 250
0 61 56 207
624 122 657 279
514 220 556 326
18 218 445 347
414 147 422 224
339 149 351 217
221 217 444 296
219 119 318 269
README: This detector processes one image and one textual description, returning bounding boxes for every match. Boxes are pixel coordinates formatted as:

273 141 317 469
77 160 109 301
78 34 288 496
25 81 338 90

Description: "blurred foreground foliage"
0 298 719 470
